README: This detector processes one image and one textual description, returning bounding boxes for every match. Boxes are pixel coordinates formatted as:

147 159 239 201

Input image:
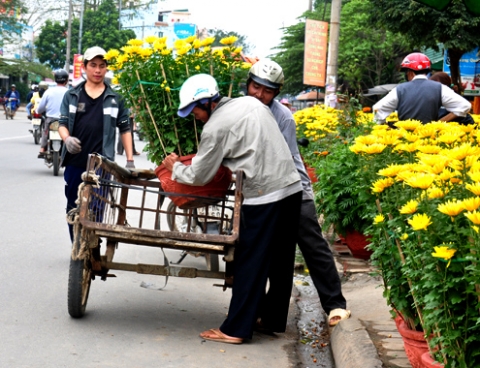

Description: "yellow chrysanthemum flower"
468 171 480 182
127 38 144 46
427 187 446 199
355 135 378 145
165 86 171 93
438 200 464 219
192 39 202 49
400 233 409 240
465 210 480 225
417 145 441 154
399 200 419 215
377 164 405 177
161 48 172 56
153 40 167 51
184 35 196 43
395 120 422 131
466 183 480 195
104 49 120 61
233 46 243 54
462 197 480 212
472 225 479 233
144 35 158 44
371 178 395 193
404 173 435 189
373 214 385 224
111 76 119 85
408 213 432 231
448 143 480 161
432 245 457 266
349 143 367 154
200 37 215 47
173 39 187 49
363 143 387 154
219 36 238 45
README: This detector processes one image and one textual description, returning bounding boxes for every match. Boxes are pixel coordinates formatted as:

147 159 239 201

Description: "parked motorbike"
4 98 16 119
39 120 63 176
29 112 45 145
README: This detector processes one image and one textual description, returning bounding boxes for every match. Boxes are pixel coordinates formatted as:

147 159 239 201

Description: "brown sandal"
199 328 243 344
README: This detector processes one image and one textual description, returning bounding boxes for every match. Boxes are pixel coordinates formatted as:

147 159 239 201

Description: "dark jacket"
59 81 130 163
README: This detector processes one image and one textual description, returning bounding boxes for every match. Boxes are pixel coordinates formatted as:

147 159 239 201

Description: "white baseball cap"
84 46 107 61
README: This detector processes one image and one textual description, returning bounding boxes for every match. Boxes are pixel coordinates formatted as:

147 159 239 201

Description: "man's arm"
440 85 471 118
373 89 399 124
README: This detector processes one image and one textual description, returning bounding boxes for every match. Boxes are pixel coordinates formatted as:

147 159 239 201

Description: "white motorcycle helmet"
177 74 220 118
248 59 284 89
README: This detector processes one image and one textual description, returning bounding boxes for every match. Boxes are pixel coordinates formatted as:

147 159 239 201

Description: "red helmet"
400 53 431 71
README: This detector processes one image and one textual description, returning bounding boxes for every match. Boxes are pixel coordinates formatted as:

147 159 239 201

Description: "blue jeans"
26 102 32 117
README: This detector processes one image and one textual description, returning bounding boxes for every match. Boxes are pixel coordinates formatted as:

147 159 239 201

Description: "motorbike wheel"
53 151 60 176
34 129 40 145
166 201 220 272
68 227 92 318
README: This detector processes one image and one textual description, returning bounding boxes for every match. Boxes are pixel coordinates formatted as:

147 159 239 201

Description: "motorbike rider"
37 70 69 158
373 52 471 124
30 81 49 116
246 59 350 327
3 84 21 117
26 84 38 120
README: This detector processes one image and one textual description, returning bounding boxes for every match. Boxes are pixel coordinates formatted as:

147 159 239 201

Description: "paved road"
0 111 302 368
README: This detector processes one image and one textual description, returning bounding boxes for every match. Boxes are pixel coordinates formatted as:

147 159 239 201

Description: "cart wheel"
53 151 60 176
68 258 92 318
166 201 202 233
205 254 220 272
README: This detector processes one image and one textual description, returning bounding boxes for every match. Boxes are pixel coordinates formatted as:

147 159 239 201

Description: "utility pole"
78 0 85 54
325 0 341 105
65 0 73 73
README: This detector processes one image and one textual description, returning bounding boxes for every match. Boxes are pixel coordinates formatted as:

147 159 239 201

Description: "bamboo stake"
135 70 167 156
227 66 236 98
159 63 182 155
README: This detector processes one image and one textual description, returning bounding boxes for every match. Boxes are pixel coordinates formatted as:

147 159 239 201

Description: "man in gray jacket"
246 59 350 327
162 73 302 344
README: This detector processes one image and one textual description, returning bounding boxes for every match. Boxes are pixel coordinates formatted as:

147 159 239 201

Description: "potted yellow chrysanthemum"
355 120 480 367
104 35 251 165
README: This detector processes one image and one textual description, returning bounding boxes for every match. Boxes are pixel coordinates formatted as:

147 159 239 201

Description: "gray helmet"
11 84 16 88
54 69 69 83
248 59 284 89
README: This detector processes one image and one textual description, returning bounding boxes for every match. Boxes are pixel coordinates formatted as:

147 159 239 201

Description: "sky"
168 0 311 58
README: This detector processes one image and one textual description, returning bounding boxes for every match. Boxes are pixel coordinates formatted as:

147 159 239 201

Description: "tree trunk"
447 48 466 94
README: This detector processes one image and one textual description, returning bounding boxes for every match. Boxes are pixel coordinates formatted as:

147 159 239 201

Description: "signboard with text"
303 19 328 87
73 54 83 79
444 47 480 96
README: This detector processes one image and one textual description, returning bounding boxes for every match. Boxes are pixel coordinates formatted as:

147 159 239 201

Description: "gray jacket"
59 81 130 162
172 96 301 199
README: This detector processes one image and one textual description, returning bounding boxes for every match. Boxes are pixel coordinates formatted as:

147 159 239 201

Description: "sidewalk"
327 243 412 368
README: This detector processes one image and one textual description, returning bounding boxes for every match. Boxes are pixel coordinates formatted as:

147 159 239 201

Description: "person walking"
37 70 69 158
162 73 302 344
373 52 471 124
246 59 350 327
58 46 134 242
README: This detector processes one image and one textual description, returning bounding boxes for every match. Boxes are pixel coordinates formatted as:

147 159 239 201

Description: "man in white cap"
58 46 134 241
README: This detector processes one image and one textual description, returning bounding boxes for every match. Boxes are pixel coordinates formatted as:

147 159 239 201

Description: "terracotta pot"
421 352 444 367
341 229 373 260
396 318 429 368
155 154 232 209
305 163 318 183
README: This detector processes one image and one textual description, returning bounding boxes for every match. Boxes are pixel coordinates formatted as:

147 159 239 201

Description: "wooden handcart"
67 154 242 318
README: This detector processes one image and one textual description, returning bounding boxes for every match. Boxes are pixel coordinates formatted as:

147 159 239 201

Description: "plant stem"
134 70 167 157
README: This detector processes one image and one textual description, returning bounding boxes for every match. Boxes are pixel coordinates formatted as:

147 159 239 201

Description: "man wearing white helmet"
246 59 350 327
162 73 302 344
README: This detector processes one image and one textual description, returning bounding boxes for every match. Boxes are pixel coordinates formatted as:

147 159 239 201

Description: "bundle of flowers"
350 120 480 367
105 35 251 165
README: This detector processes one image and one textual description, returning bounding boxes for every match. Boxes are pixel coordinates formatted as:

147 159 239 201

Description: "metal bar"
103 261 225 279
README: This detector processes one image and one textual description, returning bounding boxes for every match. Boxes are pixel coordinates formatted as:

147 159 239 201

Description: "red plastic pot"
305 163 318 183
340 229 373 260
396 318 429 368
421 352 444 368
155 154 232 209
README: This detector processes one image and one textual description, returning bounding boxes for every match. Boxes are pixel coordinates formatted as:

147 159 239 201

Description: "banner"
173 23 196 40
73 54 83 79
444 47 480 96
303 19 328 87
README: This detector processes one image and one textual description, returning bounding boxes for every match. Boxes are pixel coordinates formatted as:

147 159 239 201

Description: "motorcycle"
28 112 45 145
4 98 17 119
39 119 63 176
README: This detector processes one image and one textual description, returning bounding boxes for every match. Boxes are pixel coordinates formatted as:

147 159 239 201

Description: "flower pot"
396 318 429 368
340 229 373 260
421 352 444 368
304 163 318 183
155 154 232 209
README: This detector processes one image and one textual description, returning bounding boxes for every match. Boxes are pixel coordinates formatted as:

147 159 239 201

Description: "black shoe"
38 152 46 159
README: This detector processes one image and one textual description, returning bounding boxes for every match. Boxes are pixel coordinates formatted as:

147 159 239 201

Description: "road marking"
0 135 31 141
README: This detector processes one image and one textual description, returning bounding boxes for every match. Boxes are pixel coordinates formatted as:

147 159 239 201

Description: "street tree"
35 0 135 68
338 0 409 92
370 0 480 91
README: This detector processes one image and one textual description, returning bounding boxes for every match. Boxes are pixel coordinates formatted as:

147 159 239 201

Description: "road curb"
330 318 383 368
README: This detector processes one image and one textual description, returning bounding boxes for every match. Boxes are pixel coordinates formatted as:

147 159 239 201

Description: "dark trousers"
220 191 302 339
64 165 85 242
297 199 346 314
